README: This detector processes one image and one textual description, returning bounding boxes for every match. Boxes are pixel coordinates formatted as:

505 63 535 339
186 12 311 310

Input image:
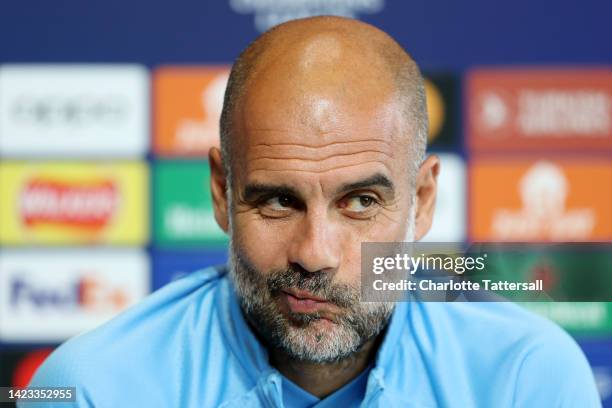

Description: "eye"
342 195 379 213
261 195 296 211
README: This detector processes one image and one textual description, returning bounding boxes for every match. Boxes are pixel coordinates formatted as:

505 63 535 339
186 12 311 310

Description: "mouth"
280 289 334 314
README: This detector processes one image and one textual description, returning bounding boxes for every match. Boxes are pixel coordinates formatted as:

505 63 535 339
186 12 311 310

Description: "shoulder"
411 301 600 406
413 300 571 347
27 266 229 402
424 301 592 366
503 304 601 407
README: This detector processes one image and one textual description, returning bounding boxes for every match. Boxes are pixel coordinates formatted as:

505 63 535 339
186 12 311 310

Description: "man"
27 16 600 407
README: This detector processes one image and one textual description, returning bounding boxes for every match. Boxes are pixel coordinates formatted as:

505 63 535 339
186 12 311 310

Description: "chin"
277 318 362 363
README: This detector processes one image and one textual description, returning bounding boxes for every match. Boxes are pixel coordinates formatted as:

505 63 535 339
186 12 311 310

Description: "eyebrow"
335 173 395 196
242 173 395 202
242 184 301 202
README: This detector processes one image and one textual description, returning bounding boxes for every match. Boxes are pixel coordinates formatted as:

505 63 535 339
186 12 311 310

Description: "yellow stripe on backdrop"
0 162 149 245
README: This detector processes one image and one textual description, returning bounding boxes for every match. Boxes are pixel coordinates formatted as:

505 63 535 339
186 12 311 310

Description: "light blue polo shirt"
25 265 601 407
281 365 370 408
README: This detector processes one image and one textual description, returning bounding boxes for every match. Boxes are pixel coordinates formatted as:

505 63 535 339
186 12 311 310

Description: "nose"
287 208 342 273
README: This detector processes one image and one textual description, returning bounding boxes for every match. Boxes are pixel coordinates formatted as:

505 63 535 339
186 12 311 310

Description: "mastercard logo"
12 348 54 388
424 78 445 143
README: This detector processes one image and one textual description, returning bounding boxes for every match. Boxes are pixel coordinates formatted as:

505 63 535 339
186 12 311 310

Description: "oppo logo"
10 95 129 127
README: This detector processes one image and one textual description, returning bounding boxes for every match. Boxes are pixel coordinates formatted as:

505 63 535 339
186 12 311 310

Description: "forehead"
234 103 407 196
231 47 410 192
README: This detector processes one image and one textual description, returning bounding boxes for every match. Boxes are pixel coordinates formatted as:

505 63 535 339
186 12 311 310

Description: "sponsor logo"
467 69 612 151
475 89 610 135
0 65 149 157
492 161 596 239
480 244 612 301
10 95 128 127
229 0 385 32
474 90 512 135
423 73 458 148
14 349 55 387
425 78 445 142
0 250 149 342
0 162 148 245
153 162 227 245
469 158 612 241
153 66 229 157
10 274 129 311
20 178 118 231
422 154 465 242
164 204 224 237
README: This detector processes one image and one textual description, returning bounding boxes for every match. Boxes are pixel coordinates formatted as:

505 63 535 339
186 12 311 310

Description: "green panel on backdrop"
520 302 612 337
468 244 612 301
471 244 612 336
154 161 228 246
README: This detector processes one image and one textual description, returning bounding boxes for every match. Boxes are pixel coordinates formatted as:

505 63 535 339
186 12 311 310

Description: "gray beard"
228 241 395 364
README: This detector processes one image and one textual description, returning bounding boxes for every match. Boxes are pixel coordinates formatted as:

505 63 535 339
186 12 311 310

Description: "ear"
413 155 440 241
209 147 229 233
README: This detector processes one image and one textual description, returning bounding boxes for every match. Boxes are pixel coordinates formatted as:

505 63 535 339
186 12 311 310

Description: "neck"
268 335 381 398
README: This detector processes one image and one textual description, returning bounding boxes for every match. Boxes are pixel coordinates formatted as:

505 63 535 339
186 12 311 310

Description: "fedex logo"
0 249 149 342
10 274 129 312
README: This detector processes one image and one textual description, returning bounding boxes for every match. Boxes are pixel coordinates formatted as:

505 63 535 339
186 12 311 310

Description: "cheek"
232 214 291 270
356 212 410 242
336 221 406 286
336 247 362 286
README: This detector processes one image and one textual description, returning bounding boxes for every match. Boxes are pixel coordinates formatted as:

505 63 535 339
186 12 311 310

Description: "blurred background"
0 0 610 405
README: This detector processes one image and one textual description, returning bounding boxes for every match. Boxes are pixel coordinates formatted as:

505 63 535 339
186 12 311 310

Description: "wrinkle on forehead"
252 139 393 158
247 160 395 199
249 159 393 176
235 99 409 185
246 138 395 181
249 156 394 175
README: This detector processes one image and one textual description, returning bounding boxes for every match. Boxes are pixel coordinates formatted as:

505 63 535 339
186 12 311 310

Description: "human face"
210 66 425 362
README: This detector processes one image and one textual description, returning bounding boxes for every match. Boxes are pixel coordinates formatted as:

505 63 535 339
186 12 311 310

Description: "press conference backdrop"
0 0 611 404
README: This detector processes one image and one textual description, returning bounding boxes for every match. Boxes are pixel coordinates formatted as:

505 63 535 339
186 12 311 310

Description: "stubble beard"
228 244 395 364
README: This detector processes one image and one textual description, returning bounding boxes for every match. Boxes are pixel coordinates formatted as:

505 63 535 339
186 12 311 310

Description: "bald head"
220 16 428 182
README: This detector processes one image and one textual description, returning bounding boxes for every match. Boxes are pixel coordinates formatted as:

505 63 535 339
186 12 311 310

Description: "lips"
281 289 332 314
283 289 328 303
